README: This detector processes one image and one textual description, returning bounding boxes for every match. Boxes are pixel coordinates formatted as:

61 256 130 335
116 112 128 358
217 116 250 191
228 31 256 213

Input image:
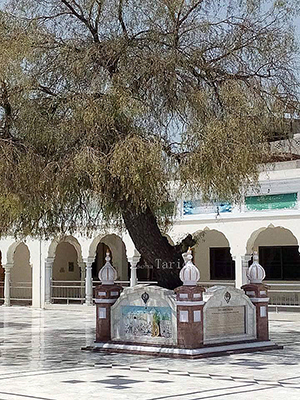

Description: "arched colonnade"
1 223 300 307
0 232 138 307
170 224 300 288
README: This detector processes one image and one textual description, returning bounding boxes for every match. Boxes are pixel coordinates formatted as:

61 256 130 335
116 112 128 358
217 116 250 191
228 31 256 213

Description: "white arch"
246 224 298 254
190 228 233 282
191 228 231 248
6 241 31 265
47 236 83 262
89 233 128 279
88 233 126 259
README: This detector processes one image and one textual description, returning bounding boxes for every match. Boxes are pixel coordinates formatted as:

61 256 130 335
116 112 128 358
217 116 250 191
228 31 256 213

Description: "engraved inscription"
206 306 246 338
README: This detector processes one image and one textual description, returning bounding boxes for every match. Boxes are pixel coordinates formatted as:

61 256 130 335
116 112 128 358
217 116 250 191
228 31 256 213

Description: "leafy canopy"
0 0 299 237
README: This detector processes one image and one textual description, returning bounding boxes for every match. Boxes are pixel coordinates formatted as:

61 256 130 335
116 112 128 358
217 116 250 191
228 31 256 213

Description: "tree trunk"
122 206 188 289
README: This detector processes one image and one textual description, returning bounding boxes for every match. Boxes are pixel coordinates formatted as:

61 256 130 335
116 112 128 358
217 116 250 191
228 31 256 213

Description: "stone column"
233 254 252 288
84 257 94 306
129 251 140 287
175 285 205 348
45 257 54 305
242 254 252 285
4 264 13 307
79 262 86 303
233 255 243 288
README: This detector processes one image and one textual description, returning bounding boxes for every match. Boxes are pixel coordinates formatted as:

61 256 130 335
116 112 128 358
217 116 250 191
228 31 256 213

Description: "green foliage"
0 0 298 237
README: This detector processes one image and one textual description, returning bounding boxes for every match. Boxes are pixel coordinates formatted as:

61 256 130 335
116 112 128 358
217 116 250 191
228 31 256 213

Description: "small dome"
180 248 200 286
247 251 266 284
98 251 117 285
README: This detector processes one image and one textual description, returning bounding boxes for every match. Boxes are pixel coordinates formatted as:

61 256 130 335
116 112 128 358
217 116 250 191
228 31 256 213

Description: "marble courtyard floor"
0 307 300 400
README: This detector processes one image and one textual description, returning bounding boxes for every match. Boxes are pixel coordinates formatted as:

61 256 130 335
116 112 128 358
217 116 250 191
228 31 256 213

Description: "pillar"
4 264 13 307
84 257 94 306
175 285 205 348
45 257 54 305
242 283 269 341
242 254 251 285
95 284 123 342
79 261 86 303
31 240 43 309
233 255 243 288
233 254 252 288
129 251 140 287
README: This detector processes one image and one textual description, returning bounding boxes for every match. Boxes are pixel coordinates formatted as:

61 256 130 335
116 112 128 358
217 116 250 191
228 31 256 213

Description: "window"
259 246 300 280
210 247 235 280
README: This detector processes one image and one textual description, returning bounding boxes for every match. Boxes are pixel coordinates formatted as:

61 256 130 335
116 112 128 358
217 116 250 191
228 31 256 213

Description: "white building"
1 136 300 308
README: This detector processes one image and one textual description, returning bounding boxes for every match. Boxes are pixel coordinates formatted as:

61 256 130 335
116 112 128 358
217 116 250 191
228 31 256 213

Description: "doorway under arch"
90 234 128 281
247 226 299 281
193 229 235 282
92 242 111 280
52 242 81 281
10 243 32 305
48 236 84 304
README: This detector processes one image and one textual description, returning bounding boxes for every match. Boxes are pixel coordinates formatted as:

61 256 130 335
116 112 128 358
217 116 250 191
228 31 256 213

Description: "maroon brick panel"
175 285 205 349
95 284 123 342
242 283 269 341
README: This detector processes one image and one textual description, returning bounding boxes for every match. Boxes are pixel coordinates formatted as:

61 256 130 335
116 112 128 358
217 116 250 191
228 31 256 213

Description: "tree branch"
179 0 204 26
38 84 58 97
0 81 13 139
94 0 104 33
60 0 99 42
118 0 128 40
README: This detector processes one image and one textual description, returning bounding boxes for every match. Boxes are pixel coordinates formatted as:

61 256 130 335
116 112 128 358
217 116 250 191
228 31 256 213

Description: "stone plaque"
205 306 245 338
203 286 256 344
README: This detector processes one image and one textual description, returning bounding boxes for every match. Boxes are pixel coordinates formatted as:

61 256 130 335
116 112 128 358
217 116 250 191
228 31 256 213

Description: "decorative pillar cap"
98 251 117 285
247 251 266 284
179 248 200 285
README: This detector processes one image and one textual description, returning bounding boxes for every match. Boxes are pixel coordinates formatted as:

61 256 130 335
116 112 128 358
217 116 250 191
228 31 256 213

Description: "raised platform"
82 340 282 359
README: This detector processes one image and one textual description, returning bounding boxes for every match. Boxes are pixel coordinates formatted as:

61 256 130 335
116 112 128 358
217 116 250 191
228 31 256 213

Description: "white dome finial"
98 251 117 285
247 251 266 284
180 248 200 286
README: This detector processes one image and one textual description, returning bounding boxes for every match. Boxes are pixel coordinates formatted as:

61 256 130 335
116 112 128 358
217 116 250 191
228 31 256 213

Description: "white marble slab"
92 340 279 356
203 286 256 344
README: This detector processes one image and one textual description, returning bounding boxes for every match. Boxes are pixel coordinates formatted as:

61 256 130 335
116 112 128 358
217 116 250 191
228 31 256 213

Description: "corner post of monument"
95 251 123 342
242 251 269 341
175 248 205 348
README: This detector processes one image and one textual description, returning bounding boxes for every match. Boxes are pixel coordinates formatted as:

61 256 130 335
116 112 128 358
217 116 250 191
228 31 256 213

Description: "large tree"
0 0 299 288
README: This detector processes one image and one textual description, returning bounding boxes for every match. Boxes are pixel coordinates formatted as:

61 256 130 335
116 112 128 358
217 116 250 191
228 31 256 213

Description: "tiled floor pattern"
0 306 300 399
